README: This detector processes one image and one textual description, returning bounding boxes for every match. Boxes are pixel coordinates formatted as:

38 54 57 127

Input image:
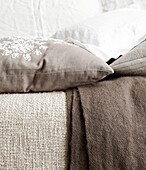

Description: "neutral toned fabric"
66 76 146 170
0 37 113 93
52 9 146 61
111 40 146 75
0 0 140 39
0 92 67 169
0 0 101 38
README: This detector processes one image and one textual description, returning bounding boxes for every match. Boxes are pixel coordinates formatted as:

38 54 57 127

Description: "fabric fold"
66 76 146 170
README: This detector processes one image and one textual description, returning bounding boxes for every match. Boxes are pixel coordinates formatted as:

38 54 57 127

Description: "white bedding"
53 8 146 61
0 0 101 38
99 0 133 11
1 0 144 39
1 0 145 62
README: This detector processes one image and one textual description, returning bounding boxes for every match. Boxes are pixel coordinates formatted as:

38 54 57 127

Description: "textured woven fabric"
111 40 146 75
0 92 67 169
0 37 113 93
66 76 146 170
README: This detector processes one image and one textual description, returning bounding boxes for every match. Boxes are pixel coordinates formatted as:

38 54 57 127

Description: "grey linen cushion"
111 40 146 75
0 37 113 93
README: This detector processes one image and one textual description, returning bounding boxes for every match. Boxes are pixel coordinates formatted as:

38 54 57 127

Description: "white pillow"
40 0 102 36
52 9 146 61
0 0 102 38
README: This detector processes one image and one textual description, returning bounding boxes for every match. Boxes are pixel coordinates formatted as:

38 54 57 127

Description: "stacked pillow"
0 37 113 93
111 40 146 76
52 9 146 62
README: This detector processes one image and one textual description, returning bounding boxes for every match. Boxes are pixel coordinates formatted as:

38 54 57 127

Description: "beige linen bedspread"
0 92 67 170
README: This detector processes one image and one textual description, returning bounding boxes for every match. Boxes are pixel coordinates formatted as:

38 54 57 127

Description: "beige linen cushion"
111 40 146 75
0 37 113 93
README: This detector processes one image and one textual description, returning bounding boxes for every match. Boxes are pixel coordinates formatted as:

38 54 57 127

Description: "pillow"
0 0 102 38
0 37 113 93
52 9 146 62
111 40 146 75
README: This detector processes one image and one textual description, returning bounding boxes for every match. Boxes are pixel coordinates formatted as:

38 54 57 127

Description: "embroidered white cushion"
52 8 146 61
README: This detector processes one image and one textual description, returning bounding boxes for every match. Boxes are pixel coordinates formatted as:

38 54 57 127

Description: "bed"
0 0 146 169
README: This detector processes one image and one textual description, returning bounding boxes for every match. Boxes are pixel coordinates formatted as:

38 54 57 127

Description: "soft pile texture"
0 92 67 169
66 76 146 170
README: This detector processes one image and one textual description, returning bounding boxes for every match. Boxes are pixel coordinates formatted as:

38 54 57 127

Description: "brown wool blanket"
66 76 146 170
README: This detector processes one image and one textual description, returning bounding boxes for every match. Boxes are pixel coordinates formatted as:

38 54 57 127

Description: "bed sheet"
0 0 100 38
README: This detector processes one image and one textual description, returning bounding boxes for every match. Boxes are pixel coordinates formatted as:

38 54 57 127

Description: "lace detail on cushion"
0 37 48 61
